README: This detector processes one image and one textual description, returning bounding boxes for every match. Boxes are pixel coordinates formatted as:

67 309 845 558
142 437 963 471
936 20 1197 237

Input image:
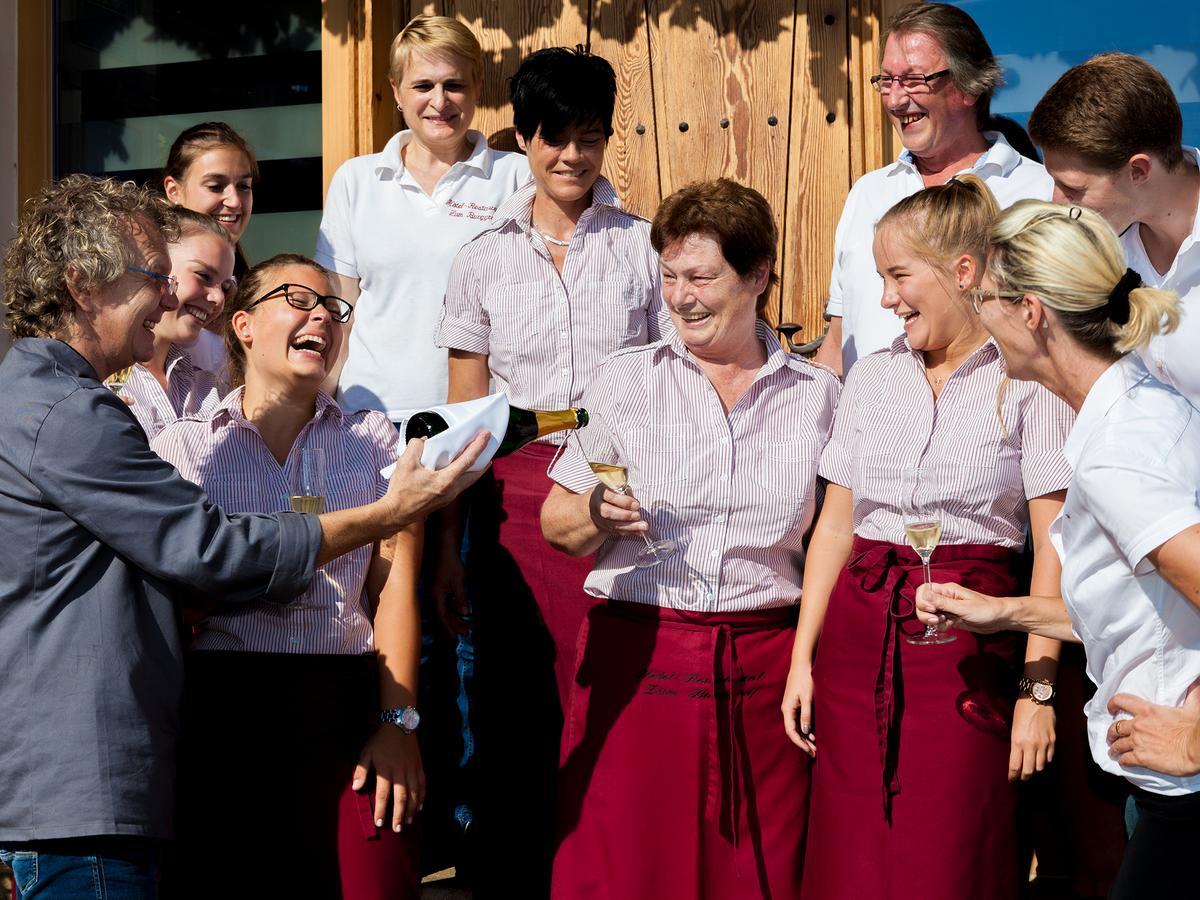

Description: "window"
55 1 323 262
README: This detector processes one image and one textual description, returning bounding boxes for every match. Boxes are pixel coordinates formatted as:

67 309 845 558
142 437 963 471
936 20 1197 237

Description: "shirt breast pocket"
488 282 550 354
625 423 694 486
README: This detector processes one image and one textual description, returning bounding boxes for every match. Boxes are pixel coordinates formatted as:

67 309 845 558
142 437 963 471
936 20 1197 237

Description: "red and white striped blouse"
151 389 399 654
819 336 1073 548
119 344 221 439
436 176 671 438
550 320 841 612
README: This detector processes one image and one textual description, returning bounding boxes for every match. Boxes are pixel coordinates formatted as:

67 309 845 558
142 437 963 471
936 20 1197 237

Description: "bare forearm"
812 316 843 376
542 487 605 557
793 485 854 665
999 594 1079 643
317 501 401 566
373 527 422 710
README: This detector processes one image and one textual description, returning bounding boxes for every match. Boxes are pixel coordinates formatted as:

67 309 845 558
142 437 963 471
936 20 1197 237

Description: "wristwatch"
380 705 421 734
1018 676 1056 706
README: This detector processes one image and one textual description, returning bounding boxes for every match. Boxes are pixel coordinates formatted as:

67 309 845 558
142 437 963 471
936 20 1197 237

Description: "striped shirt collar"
891 130 1022 179
493 174 623 234
374 129 493 179
209 385 343 431
659 318 814 380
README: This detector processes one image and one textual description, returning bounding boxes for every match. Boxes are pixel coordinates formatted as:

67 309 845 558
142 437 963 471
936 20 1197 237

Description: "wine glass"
105 366 134 398
901 467 954 646
583 450 678 569
290 447 326 514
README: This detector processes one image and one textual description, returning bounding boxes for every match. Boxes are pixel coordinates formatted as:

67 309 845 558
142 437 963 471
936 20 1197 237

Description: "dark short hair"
4 175 177 339
163 121 259 185
885 2 1002 129
509 47 616 143
651 179 779 317
1027 53 1184 172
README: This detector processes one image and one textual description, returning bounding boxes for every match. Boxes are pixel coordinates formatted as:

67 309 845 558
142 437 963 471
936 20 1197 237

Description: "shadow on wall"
323 1 853 137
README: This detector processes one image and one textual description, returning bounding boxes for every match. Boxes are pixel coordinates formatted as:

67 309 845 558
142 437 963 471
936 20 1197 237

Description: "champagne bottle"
405 405 588 458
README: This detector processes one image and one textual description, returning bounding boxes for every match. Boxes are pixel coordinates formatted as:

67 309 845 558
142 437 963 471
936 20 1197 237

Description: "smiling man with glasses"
813 1 1053 376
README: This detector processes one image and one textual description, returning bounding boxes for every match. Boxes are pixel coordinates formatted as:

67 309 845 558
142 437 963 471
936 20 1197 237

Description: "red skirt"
553 601 809 900
802 537 1023 900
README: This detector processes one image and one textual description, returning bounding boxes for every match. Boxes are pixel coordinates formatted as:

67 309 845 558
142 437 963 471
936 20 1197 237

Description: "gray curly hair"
4 175 178 339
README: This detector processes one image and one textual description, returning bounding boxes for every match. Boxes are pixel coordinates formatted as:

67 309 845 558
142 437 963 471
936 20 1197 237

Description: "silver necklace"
532 223 571 247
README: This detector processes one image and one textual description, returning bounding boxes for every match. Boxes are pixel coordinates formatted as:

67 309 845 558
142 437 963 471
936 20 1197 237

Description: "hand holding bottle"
381 432 490 532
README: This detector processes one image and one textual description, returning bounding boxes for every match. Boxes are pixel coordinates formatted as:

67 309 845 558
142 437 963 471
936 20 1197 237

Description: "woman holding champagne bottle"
781 175 1073 900
541 179 840 898
434 47 668 892
152 254 425 899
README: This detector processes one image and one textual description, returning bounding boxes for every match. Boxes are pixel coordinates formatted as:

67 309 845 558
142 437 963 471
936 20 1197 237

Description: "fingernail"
375 818 384 828
393 822 403 832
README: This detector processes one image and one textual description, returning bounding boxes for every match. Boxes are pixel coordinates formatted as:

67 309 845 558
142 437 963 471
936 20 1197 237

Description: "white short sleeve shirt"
316 130 531 421
1050 355 1200 796
1125 147 1200 409
828 132 1053 371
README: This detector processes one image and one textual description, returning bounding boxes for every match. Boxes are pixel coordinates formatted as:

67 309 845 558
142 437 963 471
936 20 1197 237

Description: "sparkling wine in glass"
290 447 327 514
587 461 678 569
902 467 954 646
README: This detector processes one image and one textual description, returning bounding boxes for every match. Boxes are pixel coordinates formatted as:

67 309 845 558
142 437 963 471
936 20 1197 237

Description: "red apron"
553 601 809 900
801 537 1023 900
471 442 596 898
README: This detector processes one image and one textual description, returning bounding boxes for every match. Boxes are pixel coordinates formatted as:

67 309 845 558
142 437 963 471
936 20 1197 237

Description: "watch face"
1031 682 1054 702
400 707 421 732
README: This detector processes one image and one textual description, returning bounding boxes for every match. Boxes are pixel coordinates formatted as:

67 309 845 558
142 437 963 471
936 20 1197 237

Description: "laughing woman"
783 175 1073 900
116 207 235 437
154 254 424 900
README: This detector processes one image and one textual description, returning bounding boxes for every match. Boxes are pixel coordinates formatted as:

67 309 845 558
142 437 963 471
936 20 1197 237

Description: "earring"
396 104 402 112
1042 320 1048 330
958 283 965 290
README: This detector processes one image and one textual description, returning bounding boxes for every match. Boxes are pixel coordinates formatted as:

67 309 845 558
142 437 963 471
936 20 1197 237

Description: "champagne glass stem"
616 484 664 554
920 553 937 639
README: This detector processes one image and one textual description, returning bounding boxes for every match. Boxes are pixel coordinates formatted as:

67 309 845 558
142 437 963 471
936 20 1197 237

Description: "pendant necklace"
532 221 571 247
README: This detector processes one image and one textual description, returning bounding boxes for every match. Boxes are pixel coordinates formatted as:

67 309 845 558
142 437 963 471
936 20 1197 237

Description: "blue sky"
950 0 1200 145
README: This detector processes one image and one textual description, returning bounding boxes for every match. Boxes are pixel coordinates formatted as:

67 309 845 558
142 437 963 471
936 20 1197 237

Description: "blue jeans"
0 840 158 899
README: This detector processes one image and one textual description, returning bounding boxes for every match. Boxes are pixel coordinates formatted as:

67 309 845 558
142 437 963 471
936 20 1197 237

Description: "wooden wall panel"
780 2 851 338
646 1 798 323
15 0 51 210
441 0 589 145
589 1 661 220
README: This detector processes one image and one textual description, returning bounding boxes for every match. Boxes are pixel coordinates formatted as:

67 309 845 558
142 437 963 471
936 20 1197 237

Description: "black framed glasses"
127 266 178 297
870 69 951 94
246 283 354 322
969 287 1025 315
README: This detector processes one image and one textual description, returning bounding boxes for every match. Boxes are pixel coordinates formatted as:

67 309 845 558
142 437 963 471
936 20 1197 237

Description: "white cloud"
1141 44 1200 103
994 51 1072 113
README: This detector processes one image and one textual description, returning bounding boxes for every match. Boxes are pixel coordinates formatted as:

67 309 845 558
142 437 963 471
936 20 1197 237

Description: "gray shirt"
0 338 321 841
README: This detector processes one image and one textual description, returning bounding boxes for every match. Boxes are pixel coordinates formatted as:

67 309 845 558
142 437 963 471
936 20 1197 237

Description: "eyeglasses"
127 266 179 297
870 69 951 94
969 287 1025 315
246 283 354 323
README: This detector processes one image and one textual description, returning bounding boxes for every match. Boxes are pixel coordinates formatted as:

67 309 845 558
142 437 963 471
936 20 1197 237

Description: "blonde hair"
389 15 483 86
987 201 1180 355
877 173 1000 273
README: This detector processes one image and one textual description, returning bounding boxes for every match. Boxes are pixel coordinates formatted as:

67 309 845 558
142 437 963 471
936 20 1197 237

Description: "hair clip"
1068 206 1083 220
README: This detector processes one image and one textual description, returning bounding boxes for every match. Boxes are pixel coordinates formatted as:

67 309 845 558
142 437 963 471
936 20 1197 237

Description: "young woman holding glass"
916 200 1200 899
115 207 235 437
782 175 1073 900
153 254 424 900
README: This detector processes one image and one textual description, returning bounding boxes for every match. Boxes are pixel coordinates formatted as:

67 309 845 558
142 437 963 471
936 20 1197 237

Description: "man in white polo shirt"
814 2 1051 375
1028 52 1200 409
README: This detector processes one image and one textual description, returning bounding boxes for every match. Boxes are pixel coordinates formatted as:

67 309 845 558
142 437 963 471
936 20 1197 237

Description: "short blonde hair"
389 15 483 86
987 201 1180 355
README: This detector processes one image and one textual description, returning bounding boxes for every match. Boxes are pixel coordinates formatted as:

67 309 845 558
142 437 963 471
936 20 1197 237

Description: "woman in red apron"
783 176 1073 900
542 179 841 899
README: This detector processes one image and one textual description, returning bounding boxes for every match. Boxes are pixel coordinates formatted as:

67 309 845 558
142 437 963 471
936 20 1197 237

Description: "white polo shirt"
827 132 1052 371
1050 354 1200 796
1125 146 1200 409
316 130 531 421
